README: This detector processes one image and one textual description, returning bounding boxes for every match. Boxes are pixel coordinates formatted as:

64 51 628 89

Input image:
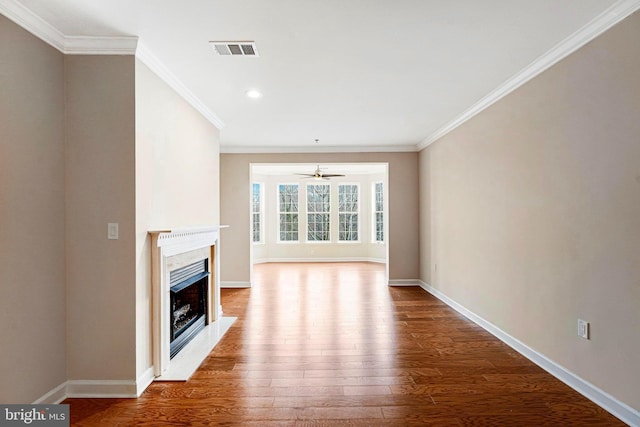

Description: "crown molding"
0 0 225 129
0 0 65 50
0 0 138 54
417 0 640 151
64 35 138 55
220 144 418 154
135 42 225 129
5 0 637 146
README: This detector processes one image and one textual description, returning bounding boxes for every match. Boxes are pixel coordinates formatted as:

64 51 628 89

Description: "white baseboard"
66 379 138 398
388 279 421 286
253 257 386 264
136 367 155 396
32 341 226 402
32 378 141 403
221 281 251 288
33 381 68 404
418 280 640 427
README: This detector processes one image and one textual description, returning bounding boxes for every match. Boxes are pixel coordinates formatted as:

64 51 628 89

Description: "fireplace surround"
149 226 226 378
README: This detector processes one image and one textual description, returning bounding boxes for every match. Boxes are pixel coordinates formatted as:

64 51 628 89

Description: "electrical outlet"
577 319 589 339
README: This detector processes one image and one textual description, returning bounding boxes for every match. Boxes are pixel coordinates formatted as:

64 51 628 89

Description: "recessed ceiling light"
246 89 262 99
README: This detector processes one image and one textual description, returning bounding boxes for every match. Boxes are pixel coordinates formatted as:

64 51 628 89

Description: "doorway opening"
249 163 389 285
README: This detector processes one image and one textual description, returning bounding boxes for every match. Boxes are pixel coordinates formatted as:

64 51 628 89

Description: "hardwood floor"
65 262 624 426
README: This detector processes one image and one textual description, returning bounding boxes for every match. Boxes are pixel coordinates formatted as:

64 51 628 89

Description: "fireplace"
169 259 209 358
149 226 227 378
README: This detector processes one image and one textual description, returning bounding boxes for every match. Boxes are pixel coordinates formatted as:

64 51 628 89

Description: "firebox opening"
169 259 209 359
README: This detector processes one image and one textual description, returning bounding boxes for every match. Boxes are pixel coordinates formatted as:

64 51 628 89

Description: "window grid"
338 184 359 241
252 183 262 243
278 184 299 241
307 184 331 241
374 182 384 242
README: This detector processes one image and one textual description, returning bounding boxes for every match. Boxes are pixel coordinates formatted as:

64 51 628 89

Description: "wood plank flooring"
65 262 625 426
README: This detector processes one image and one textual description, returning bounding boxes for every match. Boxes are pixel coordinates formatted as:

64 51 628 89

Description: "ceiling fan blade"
300 176 330 180
294 166 346 179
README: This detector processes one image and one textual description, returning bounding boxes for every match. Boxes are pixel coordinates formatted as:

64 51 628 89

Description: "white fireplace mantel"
152 225 228 256
149 225 228 378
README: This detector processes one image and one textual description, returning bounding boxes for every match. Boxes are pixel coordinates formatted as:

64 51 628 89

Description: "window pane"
338 184 358 241
376 212 383 242
307 184 330 241
252 183 261 242
339 213 358 241
307 184 330 211
339 184 358 212
375 182 383 212
279 185 299 241
252 212 261 242
279 184 298 212
252 183 260 212
308 213 330 241
374 183 384 242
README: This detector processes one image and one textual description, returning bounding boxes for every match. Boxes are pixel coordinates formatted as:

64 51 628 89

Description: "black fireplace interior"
169 259 209 358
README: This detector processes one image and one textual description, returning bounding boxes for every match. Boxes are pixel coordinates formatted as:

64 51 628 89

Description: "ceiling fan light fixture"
295 165 346 180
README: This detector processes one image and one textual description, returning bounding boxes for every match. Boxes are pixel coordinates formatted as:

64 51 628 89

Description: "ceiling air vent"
210 41 259 57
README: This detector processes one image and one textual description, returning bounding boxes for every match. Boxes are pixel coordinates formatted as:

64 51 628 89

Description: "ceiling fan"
296 165 345 180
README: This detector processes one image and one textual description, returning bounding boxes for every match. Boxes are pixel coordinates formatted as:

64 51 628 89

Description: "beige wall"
221 153 419 283
65 55 137 380
419 11 640 410
135 60 220 379
0 14 221 401
1 48 220 397
0 15 66 403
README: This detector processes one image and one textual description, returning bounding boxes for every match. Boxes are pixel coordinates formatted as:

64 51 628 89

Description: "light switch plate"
108 223 119 240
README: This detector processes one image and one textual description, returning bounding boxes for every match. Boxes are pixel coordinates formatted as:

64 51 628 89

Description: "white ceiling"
4 0 636 152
